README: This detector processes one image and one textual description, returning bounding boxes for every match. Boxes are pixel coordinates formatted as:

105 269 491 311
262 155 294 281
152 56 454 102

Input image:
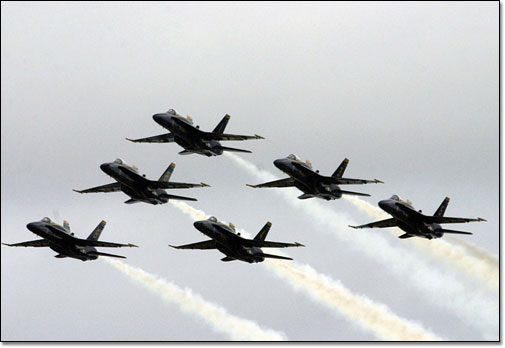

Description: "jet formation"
247 154 383 200
349 195 486 240
2 218 137 261
170 216 304 263
127 109 264 157
73 159 209 204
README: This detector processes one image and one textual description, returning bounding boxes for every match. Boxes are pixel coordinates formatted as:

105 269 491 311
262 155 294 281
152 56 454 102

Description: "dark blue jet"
74 159 209 204
126 109 264 156
2 218 137 261
349 195 486 240
247 154 383 200
170 216 304 263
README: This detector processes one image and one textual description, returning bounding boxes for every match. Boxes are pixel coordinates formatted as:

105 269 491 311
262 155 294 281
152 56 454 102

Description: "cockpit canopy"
390 195 400 201
42 217 52 223
287 154 301 161
114 158 123 164
167 109 176 115
115 158 138 172
208 216 218 222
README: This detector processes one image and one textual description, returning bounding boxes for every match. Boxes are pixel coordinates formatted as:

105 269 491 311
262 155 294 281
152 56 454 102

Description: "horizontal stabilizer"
340 190 371 197
89 251 127 259
297 193 313 199
217 146 252 153
438 229 473 235
163 193 198 201
257 253 293 261
124 198 141 204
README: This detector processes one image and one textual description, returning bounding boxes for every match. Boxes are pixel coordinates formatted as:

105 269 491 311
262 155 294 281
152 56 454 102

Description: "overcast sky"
1 1 498 341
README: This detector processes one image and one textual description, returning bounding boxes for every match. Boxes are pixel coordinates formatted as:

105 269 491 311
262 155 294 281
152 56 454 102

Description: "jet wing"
335 177 384 185
126 133 175 143
74 239 138 248
169 240 217 249
207 133 264 141
247 177 295 188
2 239 50 247
349 218 398 229
424 216 486 224
73 182 121 194
149 181 210 189
243 240 305 248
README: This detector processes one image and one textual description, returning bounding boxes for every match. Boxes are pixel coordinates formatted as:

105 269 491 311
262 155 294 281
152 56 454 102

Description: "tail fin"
332 158 349 178
213 114 231 134
254 222 272 241
434 197 450 217
63 220 70 232
159 163 176 182
87 220 106 241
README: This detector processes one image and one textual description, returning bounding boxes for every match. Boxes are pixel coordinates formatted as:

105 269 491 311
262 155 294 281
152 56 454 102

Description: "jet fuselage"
153 113 223 157
193 220 264 263
378 198 443 239
100 161 169 205
26 221 98 261
273 158 342 200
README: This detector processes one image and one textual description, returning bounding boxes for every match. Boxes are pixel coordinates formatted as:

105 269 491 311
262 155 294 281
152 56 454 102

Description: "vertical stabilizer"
254 222 272 241
63 220 70 232
159 163 176 182
434 197 450 217
213 114 231 134
332 158 349 178
87 220 106 241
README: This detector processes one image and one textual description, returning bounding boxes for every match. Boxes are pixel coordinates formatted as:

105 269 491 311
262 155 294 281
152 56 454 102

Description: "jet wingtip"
200 182 211 187
246 184 257 188
72 189 83 194
2 243 12 247
375 179 384 184
477 217 487 222
168 245 179 249
348 225 358 229
125 138 135 142
128 243 138 248
295 242 305 247
255 134 265 139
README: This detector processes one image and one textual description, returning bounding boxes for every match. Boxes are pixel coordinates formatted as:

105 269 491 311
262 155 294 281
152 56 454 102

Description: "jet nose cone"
193 220 207 233
273 159 286 169
100 163 113 174
378 200 390 211
153 113 169 125
26 222 38 233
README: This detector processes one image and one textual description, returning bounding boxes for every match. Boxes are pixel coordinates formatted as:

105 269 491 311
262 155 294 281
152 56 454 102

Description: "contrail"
342 196 499 292
104 258 286 341
170 201 440 341
224 153 498 338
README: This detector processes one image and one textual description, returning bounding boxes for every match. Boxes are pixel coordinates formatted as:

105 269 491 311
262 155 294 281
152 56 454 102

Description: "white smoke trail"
104 258 286 341
342 196 499 292
224 153 498 338
169 201 440 341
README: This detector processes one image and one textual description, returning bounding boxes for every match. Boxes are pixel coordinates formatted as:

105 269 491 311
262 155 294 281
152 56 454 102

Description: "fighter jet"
169 216 304 263
126 109 264 156
73 159 209 204
349 195 486 240
2 218 137 261
247 154 383 200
